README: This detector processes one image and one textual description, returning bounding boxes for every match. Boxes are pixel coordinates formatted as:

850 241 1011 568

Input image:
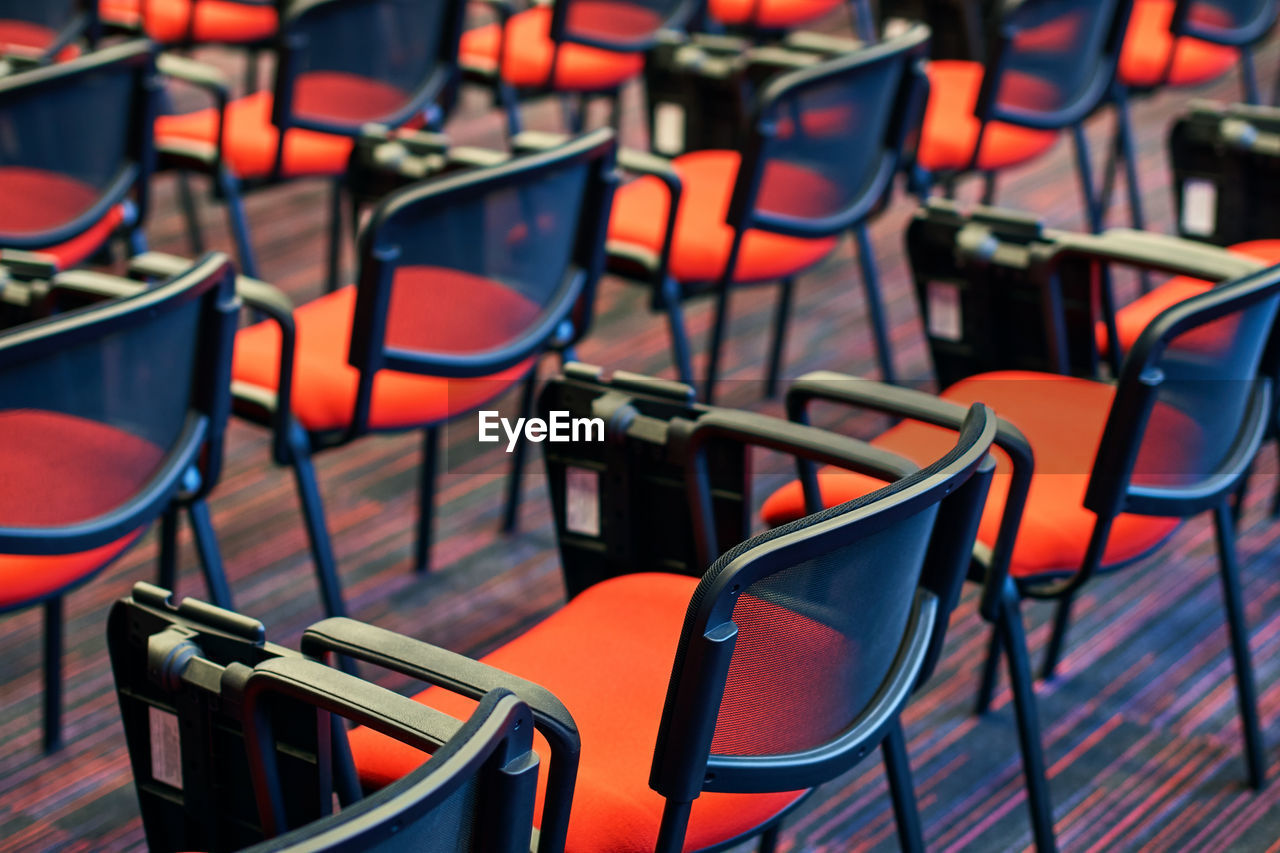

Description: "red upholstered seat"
99 0 278 44
0 20 80 59
0 167 126 269
1100 239 1280 353
708 0 846 28
155 73 413 179
916 61 1061 172
607 150 840 284
761 371 1182 578
459 4 651 91
346 572 807 853
0 410 163 608
1119 0 1240 87
232 268 543 433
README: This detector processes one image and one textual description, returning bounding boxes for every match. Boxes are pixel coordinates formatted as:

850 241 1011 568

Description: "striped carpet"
4 24 1280 853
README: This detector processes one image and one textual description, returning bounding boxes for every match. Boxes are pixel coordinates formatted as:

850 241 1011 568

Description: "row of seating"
2 0 1279 850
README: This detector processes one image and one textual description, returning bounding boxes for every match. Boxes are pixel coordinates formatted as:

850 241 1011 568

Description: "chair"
1107 0 1278 233
0 39 157 271
324 365 997 853
132 129 618 619
0 254 239 755
911 0 1135 233
99 0 279 46
154 0 464 286
762 231 1280 849
606 26 931 403
108 582 559 853
0 0 97 61
459 0 699 134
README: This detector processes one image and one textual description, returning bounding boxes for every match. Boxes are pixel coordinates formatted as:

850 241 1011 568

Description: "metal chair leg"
764 277 794 399
854 224 896 384
997 582 1058 853
1240 48 1261 106
756 824 781 853
981 170 999 205
704 284 733 404
1070 122 1102 233
975 622 1003 714
43 597 64 753
502 365 540 533
324 178 345 294
658 276 696 388
217 167 259 279
499 83 523 135
1213 500 1267 789
882 718 925 853
415 426 441 574
176 170 205 255
285 420 346 619
158 507 179 593
1113 90 1146 234
1040 593 1074 681
188 498 233 610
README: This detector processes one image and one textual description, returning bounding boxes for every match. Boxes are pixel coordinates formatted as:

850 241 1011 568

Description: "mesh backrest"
710 507 937 755
0 42 150 244
1127 288 1279 490
753 55 906 226
359 154 593 364
1178 0 1276 40
556 0 689 47
992 0 1126 116
280 0 456 130
0 0 80 30
0 285 204 531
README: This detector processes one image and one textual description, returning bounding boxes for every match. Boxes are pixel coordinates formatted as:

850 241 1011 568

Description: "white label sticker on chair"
1181 179 1217 236
566 467 601 538
149 706 183 791
927 281 963 342
654 103 686 157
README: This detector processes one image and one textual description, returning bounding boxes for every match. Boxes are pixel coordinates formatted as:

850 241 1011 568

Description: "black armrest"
785 371 1035 620
606 149 683 284
1051 228 1268 282
156 53 230 176
300 617 578 853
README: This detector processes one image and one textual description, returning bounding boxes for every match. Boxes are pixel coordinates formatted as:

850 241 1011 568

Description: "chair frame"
135 129 617 620
608 25 931 403
912 0 1135 235
0 38 157 260
464 0 703 135
0 0 100 60
0 253 239 753
158 0 466 287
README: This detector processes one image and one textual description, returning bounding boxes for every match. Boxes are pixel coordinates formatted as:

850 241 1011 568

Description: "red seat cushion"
346 572 807 853
99 0 277 44
709 0 846 28
155 73 412 179
459 4 651 91
607 150 840 284
0 167 126 269
761 371 1182 578
0 410 163 608
1101 239 1280 354
232 268 543 433
1118 0 1240 88
0 20 80 59
917 60 1062 172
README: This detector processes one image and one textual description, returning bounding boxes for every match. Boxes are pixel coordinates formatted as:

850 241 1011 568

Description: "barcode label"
927 281 963 342
653 103 686 156
1181 179 1217 236
149 706 183 790
565 467 600 537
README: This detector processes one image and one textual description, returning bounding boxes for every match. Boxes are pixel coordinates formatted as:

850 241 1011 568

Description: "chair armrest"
156 53 230 176
785 371 1035 621
129 252 297 462
607 148 683 284
1052 228 1269 282
300 617 578 853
